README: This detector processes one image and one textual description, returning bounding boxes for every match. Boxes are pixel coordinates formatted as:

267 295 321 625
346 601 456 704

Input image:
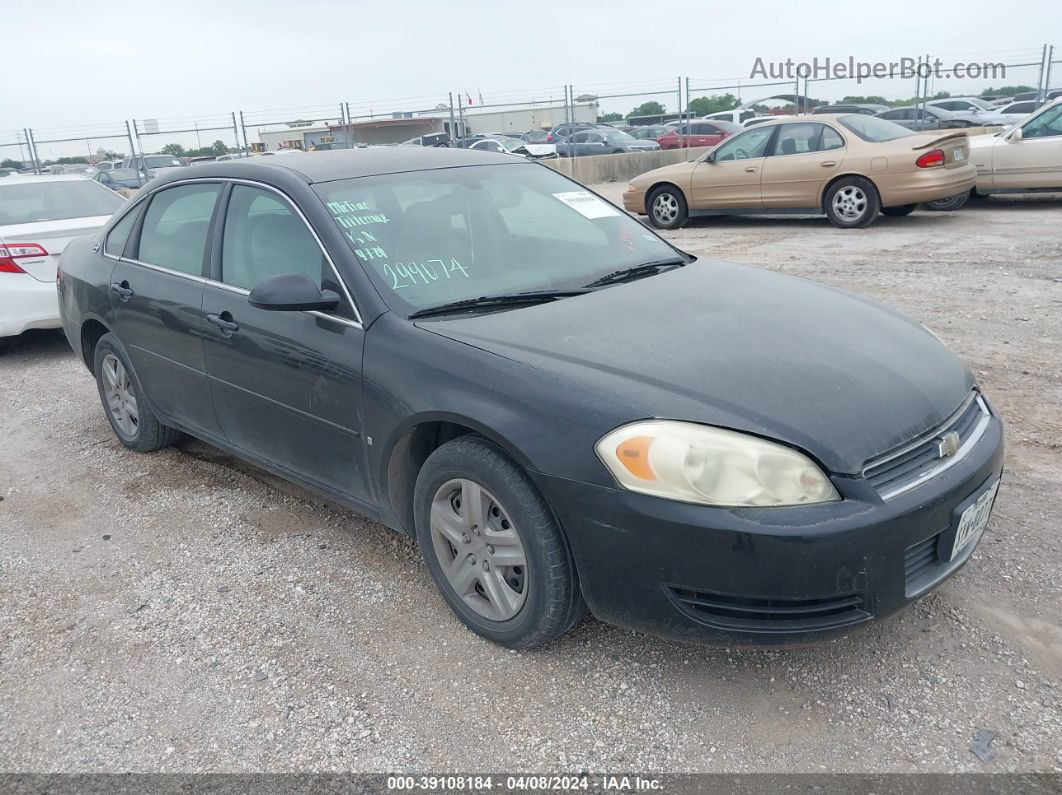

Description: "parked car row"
622 98 1062 229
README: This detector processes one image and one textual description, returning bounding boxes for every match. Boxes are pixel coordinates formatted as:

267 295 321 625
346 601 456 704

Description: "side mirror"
1008 126 1023 143
703 151 716 163
248 272 340 312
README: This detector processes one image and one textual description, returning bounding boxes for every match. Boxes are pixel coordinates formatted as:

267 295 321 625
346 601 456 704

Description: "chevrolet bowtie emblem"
937 431 961 459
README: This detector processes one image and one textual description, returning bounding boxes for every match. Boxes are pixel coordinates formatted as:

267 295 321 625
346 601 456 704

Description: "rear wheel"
414 436 585 648
925 191 971 211
882 203 918 217
93 333 181 452
646 185 688 230
824 177 880 228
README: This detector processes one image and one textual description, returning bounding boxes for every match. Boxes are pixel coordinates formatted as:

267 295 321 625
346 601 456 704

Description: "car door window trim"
106 176 363 329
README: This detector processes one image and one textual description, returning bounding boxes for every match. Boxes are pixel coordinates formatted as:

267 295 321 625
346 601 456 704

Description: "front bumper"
0 273 61 337
621 188 647 215
534 413 1003 645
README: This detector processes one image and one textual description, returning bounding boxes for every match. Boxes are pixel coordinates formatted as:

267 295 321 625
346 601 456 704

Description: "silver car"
875 105 988 131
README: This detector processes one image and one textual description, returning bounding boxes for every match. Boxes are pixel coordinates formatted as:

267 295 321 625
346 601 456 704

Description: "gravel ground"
1 192 1060 775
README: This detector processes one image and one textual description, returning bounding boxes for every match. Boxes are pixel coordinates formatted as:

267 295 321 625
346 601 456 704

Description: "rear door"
201 182 370 500
880 109 915 130
109 181 223 436
761 122 845 208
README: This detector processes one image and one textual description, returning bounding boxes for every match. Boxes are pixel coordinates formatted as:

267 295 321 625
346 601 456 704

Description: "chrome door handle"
110 282 134 301
820 161 837 167
744 167 758 173
206 312 239 336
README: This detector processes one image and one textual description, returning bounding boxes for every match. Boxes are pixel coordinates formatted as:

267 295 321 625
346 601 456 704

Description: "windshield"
316 163 679 316
837 115 915 142
0 179 124 225
144 155 182 169
109 168 142 181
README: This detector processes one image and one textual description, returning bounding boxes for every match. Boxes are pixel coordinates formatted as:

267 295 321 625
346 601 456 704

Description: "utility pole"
125 120 136 162
1044 45 1056 100
448 93 456 143
240 111 249 153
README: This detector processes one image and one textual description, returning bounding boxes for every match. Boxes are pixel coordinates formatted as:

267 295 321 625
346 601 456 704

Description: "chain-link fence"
5 43 1060 168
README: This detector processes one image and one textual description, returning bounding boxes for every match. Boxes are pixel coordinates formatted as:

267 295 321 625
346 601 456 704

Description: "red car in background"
657 120 739 150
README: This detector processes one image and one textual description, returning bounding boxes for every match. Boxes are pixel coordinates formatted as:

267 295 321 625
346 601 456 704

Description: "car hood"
417 261 973 474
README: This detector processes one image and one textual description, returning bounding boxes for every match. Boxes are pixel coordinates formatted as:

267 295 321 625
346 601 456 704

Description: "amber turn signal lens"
615 435 656 481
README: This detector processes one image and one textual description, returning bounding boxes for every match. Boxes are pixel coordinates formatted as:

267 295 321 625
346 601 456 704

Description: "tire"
925 191 971 211
881 203 918 217
646 184 689 230
414 435 585 648
823 176 880 228
93 333 181 452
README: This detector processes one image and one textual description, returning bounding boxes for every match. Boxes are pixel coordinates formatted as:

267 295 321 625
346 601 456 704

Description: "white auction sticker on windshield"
553 191 620 219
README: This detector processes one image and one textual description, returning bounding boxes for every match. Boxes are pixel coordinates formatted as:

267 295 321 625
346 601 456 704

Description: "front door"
760 122 846 208
689 125 776 209
201 183 370 501
109 182 224 437
992 104 1062 189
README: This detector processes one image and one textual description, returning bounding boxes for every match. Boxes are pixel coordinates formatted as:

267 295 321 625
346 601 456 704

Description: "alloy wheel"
832 186 868 221
429 478 528 621
652 193 679 225
101 353 139 438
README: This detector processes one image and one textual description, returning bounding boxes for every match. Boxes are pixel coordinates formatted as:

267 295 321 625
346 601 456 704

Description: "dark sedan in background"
94 167 147 192
556 128 660 156
58 149 1003 649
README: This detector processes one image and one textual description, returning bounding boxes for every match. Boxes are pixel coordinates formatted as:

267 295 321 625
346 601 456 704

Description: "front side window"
713 126 775 161
1022 105 1062 139
136 183 221 275
316 164 677 316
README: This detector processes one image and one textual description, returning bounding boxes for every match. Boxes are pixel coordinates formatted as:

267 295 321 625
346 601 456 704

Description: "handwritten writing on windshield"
385 259 469 291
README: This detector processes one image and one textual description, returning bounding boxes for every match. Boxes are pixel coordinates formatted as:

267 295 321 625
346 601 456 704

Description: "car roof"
161 146 521 185
0 174 92 185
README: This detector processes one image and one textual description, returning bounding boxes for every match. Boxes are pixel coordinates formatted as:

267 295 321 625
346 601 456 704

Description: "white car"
928 99 1062 209
976 100 1043 127
926 96 998 116
742 114 794 128
1 175 124 342
702 108 759 125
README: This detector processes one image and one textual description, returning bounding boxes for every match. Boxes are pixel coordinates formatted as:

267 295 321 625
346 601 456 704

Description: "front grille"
863 392 990 499
667 587 872 633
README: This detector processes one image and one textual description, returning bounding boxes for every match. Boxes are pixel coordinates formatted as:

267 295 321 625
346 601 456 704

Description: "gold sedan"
623 114 976 229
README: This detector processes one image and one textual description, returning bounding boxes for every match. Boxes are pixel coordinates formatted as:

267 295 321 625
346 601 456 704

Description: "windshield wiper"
583 257 691 288
407 289 590 319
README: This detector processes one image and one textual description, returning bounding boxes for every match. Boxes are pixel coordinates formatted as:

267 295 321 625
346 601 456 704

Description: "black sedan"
58 149 1004 648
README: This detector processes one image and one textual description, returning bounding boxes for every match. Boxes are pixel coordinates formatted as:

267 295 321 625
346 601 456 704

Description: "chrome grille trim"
864 393 991 501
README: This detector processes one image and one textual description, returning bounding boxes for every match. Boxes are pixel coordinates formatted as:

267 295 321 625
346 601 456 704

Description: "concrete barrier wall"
540 147 714 185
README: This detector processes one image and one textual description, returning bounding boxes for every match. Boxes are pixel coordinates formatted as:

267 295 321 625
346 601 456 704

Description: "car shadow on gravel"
0 329 71 359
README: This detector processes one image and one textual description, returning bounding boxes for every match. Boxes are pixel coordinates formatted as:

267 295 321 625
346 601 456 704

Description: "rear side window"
136 183 221 275
105 208 138 256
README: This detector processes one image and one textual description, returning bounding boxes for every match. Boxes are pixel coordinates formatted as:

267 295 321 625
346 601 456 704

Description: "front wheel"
646 185 689 230
93 333 181 452
881 203 917 217
925 191 971 211
414 436 585 648
824 177 880 228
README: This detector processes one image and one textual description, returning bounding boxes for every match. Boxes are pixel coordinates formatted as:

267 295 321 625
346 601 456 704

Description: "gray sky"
4 0 1060 158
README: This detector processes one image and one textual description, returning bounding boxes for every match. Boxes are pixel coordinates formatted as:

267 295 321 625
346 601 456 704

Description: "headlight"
596 421 839 507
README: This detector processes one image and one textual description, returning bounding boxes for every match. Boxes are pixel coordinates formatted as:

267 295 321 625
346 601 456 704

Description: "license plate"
953 148 966 161
951 480 998 559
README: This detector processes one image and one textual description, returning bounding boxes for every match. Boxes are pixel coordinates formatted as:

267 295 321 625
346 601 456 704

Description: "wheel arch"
382 412 537 536
820 172 882 211
79 316 112 372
